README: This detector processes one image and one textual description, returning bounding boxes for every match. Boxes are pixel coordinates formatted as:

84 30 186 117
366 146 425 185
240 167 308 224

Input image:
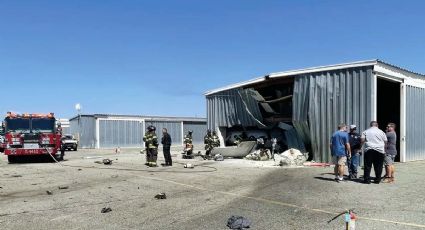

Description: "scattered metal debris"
245 150 270 161
46 190 53 195
214 154 224 161
78 169 82 171
227 215 251 229
154 192 167 199
11 175 22 178
101 207 112 213
102 159 113 165
184 163 194 169
274 148 308 166
58 186 69 190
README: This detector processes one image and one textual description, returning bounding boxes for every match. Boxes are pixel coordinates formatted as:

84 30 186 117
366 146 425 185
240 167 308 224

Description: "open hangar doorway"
376 77 401 162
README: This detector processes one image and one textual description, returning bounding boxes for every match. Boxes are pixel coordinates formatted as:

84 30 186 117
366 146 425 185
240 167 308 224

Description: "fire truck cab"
2 112 64 163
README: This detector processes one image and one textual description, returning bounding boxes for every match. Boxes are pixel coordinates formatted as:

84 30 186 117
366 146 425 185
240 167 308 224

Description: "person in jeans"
383 123 397 183
348 125 362 179
330 124 351 182
361 121 387 184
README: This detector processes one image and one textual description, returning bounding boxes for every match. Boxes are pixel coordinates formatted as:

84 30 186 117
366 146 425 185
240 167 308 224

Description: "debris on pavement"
303 162 332 167
101 207 112 213
184 163 194 168
274 148 308 166
245 150 270 161
46 190 53 195
58 186 69 190
102 159 113 165
11 175 22 178
227 215 251 229
154 192 167 199
214 154 224 161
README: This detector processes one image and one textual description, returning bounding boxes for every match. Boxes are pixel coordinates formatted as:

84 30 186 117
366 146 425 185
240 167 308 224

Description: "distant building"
69 114 206 149
58 118 70 134
205 60 425 163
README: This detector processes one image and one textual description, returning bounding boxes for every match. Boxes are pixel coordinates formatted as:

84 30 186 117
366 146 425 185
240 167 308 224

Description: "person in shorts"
383 123 397 183
330 124 351 182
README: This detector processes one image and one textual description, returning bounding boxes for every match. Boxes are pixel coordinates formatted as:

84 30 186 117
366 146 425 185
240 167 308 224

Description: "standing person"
143 125 159 167
361 121 387 184
348 125 362 179
383 123 397 183
211 131 221 148
183 130 194 156
330 124 351 182
204 129 213 158
161 128 172 166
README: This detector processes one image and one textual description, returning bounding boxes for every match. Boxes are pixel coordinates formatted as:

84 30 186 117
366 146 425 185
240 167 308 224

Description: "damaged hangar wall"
206 88 264 130
292 67 374 163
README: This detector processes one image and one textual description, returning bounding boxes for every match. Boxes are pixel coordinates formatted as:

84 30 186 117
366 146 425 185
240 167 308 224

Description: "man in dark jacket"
348 125 362 179
161 128 172 166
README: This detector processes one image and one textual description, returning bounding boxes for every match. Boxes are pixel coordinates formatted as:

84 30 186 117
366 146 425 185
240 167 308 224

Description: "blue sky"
1 0 424 119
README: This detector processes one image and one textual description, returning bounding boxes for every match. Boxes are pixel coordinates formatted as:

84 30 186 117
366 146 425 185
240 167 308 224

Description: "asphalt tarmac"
1 148 424 230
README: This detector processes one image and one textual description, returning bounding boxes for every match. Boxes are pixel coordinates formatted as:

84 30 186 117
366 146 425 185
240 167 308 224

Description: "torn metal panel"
211 141 257 158
292 67 374 162
206 88 265 129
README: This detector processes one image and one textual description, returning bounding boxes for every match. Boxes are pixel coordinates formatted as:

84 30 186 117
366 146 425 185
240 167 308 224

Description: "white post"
371 73 378 120
95 118 100 149
400 83 407 162
181 121 184 147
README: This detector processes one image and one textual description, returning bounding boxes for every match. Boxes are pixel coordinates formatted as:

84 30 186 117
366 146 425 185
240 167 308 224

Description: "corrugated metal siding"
206 88 263 130
292 67 374 162
148 121 183 146
99 120 143 148
61 127 70 135
69 116 96 148
183 121 207 145
406 86 425 161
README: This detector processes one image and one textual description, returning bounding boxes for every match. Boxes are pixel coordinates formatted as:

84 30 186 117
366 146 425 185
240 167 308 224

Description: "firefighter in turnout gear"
183 130 194 157
143 125 159 167
204 129 213 157
212 131 220 148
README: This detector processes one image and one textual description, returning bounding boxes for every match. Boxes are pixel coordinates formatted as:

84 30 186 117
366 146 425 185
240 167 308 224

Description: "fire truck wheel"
8 155 18 163
73 147 78 151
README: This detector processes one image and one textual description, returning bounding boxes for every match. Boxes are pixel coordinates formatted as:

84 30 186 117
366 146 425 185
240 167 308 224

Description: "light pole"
75 103 82 142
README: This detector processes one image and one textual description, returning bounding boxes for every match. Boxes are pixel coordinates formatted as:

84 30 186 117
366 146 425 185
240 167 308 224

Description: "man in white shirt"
361 121 388 184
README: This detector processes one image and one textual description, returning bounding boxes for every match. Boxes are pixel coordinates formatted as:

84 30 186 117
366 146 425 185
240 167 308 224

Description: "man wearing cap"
361 121 387 184
330 124 351 182
383 123 397 183
348 125 362 179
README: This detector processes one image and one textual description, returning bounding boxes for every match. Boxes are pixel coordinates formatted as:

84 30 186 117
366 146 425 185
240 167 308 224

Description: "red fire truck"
1 112 64 163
